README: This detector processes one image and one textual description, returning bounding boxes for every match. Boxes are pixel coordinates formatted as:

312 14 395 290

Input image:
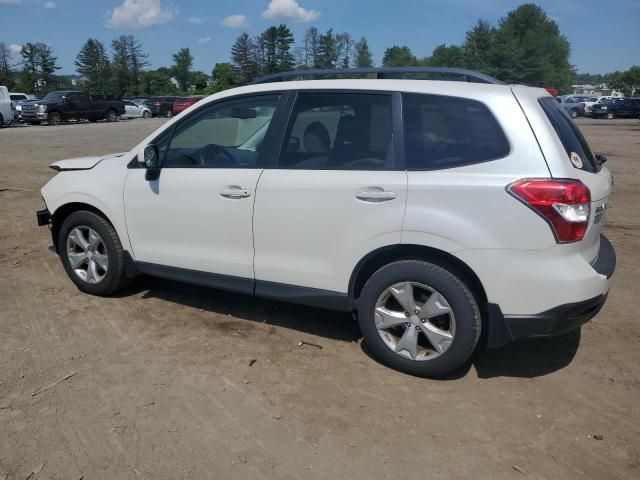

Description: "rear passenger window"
279 92 394 170
403 93 509 170
538 97 598 173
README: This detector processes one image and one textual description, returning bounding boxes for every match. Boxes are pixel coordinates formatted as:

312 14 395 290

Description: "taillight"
507 179 591 243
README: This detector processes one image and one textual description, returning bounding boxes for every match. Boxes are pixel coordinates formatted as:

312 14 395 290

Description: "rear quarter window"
402 93 510 170
538 97 598 173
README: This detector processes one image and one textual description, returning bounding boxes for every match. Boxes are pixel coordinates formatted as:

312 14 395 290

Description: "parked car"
21 91 125 125
36 67 615 378
591 97 640 119
581 96 600 115
172 95 205 115
130 98 150 106
0 86 14 126
557 96 586 118
9 92 33 120
121 100 152 119
145 96 179 117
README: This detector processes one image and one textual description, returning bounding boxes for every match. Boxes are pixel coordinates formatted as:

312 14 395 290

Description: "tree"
140 69 177 96
260 26 278 74
275 24 295 72
172 47 193 91
423 44 463 67
316 29 337 68
460 20 496 72
610 66 640 96
74 39 111 94
491 4 574 92
191 71 209 92
111 35 149 96
354 37 373 68
301 27 319 68
336 33 353 69
231 33 258 84
206 62 235 94
18 42 60 94
382 46 417 67
0 42 14 88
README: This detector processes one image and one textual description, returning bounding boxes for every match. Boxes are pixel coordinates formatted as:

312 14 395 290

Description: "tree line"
0 4 638 97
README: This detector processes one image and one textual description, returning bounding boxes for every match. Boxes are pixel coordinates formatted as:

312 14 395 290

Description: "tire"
58 210 128 296
47 111 62 125
142 110 150 119
357 260 481 378
0 113 4 128
105 109 118 122
606 112 615 120
569 109 579 119
165 109 173 118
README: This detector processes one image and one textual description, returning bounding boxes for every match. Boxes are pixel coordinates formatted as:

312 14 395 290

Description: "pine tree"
74 39 111 94
316 29 337 68
460 20 496 72
336 33 353 69
110 35 148 96
354 38 373 68
231 33 258 84
19 42 59 94
275 24 295 72
172 47 193 91
260 26 278 74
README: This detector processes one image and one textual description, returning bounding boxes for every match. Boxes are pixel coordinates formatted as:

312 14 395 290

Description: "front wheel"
47 111 62 125
569 109 579 119
358 260 481 378
606 112 615 120
142 110 150 119
165 109 173 118
58 211 129 296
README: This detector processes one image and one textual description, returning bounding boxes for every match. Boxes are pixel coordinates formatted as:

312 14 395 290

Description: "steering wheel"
199 144 236 167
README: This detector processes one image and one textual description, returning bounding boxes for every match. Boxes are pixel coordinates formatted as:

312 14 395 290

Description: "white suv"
37 68 616 377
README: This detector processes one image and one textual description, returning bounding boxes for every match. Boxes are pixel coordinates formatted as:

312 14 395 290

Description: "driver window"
164 95 280 168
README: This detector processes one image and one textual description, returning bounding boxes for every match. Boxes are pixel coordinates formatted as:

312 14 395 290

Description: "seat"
294 121 331 169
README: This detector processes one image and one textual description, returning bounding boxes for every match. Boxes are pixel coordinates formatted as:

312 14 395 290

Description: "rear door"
252 91 407 295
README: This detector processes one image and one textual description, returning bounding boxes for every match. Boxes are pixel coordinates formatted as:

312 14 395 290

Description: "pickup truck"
21 91 125 125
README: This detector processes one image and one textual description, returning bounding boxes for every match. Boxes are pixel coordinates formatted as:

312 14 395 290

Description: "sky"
1 0 639 75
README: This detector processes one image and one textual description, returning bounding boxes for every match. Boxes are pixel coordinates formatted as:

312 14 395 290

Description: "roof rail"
250 67 504 85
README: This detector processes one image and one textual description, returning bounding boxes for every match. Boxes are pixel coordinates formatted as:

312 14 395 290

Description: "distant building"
69 75 88 86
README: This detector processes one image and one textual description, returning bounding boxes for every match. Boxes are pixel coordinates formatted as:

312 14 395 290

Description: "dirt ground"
0 117 638 480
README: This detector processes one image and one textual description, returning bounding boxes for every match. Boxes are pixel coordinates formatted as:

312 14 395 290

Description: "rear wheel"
47 111 62 125
0 113 4 128
58 211 129 296
105 109 118 122
165 109 173 118
358 260 481 378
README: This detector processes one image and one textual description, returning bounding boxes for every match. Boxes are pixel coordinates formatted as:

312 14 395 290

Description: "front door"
253 91 407 295
124 94 283 285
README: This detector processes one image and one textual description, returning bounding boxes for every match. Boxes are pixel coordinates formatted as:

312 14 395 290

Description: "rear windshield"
538 97 598 173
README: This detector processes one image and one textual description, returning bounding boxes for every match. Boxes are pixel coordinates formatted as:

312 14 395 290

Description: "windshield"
41 92 66 102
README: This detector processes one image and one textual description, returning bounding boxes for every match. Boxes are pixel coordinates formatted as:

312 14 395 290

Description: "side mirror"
595 154 608 165
141 144 161 181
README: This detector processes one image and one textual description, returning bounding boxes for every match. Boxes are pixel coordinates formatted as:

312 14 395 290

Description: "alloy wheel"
66 226 108 284
374 281 456 361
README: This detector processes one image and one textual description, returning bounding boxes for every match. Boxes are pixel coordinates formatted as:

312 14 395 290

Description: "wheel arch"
349 244 488 312
51 202 114 253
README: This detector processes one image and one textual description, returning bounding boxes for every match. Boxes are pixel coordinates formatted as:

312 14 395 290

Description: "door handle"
355 189 397 202
220 187 251 199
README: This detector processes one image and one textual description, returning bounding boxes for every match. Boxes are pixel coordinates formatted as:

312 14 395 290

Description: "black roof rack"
250 67 504 85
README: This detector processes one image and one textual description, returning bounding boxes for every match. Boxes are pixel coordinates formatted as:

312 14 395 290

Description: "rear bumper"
486 234 615 348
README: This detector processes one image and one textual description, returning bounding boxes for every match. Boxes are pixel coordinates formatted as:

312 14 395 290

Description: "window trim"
272 89 403 171
400 92 511 171
135 91 289 170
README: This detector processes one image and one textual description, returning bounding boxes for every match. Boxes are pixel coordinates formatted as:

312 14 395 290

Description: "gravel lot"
0 117 638 479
